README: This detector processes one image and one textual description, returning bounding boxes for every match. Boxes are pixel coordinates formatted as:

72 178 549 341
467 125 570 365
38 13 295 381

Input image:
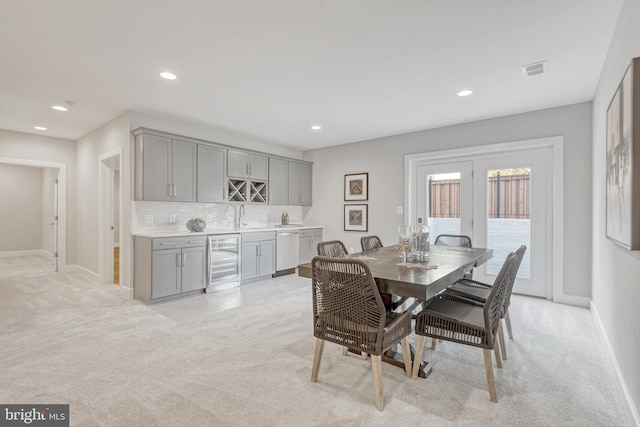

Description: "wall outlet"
261 214 267 222
144 215 154 224
206 214 213 222
169 214 176 223
396 206 403 214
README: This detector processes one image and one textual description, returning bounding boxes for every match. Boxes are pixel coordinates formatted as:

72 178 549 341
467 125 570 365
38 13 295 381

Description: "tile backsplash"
132 201 304 233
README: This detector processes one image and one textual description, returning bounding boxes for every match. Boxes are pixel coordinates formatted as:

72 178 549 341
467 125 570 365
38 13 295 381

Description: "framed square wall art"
344 204 368 232
606 56 640 250
344 173 368 201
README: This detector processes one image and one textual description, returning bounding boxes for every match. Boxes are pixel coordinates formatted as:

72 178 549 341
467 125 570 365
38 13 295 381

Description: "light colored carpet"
0 257 633 426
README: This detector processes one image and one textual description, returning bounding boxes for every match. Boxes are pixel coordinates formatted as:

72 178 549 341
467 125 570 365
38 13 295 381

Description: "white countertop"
132 225 323 238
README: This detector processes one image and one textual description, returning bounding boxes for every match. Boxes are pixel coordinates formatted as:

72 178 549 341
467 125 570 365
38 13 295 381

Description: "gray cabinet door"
198 144 226 202
171 139 197 202
181 246 207 292
152 249 181 298
142 134 172 201
289 162 312 206
241 241 259 280
258 239 276 276
299 237 313 264
249 154 269 180
269 158 289 205
228 150 249 178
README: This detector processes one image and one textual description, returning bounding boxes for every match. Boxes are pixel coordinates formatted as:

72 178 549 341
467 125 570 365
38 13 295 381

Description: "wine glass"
398 226 412 263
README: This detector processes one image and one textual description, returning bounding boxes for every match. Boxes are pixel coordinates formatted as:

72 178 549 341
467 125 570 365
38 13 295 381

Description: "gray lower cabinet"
299 228 323 264
134 236 207 303
241 231 276 282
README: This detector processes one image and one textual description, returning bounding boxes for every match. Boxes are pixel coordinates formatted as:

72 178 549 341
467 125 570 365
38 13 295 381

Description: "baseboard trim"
591 301 640 426
69 265 100 283
554 293 590 308
0 249 49 258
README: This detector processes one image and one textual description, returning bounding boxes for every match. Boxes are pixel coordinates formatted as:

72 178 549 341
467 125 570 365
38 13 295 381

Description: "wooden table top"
298 244 493 300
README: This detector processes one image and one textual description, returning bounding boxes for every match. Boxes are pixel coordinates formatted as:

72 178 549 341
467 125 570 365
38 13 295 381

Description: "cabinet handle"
257 244 261 257
182 253 186 266
160 242 177 246
187 240 204 244
246 164 249 176
168 184 173 197
173 184 177 197
176 253 181 267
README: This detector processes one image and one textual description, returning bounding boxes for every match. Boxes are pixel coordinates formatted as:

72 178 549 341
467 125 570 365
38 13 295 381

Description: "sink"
276 224 302 228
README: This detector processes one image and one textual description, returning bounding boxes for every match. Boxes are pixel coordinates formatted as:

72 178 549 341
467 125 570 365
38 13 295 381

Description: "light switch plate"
169 214 176 223
144 215 153 224
206 214 213 222
396 206 403 214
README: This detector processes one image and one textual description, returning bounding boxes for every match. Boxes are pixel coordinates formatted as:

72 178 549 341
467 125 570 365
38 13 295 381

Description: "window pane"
486 168 531 279
427 172 460 244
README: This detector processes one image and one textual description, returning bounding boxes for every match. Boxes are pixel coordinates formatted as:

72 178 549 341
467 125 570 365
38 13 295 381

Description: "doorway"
0 157 67 272
99 149 123 285
405 137 563 300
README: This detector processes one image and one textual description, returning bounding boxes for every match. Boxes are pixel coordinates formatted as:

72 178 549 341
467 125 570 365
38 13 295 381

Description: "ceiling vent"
521 60 548 78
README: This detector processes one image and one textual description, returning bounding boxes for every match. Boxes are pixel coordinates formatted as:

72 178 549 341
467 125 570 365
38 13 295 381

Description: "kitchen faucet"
237 204 246 228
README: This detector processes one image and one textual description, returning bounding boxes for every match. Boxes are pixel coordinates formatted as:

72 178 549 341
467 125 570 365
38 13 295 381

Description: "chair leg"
371 355 384 411
483 348 497 403
493 340 502 369
505 311 514 339
431 337 437 350
400 337 412 377
311 339 325 382
342 346 348 356
498 321 507 360
361 351 368 360
412 335 426 379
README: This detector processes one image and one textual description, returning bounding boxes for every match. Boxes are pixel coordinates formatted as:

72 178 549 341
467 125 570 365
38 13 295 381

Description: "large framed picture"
606 56 640 250
344 204 368 232
344 173 368 201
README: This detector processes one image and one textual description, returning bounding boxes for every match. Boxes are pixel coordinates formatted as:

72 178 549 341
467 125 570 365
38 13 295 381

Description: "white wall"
303 102 592 298
591 0 640 418
0 164 43 252
76 113 131 281
0 130 76 263
41 168 57 254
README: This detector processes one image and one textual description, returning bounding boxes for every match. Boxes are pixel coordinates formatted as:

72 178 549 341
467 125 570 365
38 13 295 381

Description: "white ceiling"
0 1 623 151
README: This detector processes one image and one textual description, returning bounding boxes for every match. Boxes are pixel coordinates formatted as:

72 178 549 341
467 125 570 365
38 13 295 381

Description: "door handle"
182 253 186 267
176 253 181 267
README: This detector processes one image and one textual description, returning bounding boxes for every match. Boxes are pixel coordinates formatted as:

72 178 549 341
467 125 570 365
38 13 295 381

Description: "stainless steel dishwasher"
274 229 299 276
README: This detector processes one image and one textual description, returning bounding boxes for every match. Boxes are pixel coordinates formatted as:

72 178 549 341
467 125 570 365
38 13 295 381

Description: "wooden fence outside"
429 174 530 219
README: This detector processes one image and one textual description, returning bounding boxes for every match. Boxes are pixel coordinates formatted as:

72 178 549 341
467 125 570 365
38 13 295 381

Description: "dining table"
298 243 494 377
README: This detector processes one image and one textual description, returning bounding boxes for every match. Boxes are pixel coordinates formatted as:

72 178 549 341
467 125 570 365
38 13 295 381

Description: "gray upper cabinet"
268 157 289 205
197 144 226 202
289 161 312 206
134 131 197 202
227 150 268 180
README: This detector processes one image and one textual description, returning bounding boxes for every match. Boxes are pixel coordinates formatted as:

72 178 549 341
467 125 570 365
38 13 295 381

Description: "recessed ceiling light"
311 125 322 131
34 126 47 131
160 71 177 80
457 90 473 97
52 105 68 111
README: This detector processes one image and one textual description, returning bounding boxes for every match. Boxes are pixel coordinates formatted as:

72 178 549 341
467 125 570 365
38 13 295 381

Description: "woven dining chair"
310 256 417 411
360 235 383 251
434 234 473 248
443 245 527 361
412 252 518 403
317 240 349 257
434 234 474 279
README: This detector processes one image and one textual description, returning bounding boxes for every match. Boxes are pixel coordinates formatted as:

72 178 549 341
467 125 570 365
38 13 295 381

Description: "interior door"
472 147 552 297
415 161 473 242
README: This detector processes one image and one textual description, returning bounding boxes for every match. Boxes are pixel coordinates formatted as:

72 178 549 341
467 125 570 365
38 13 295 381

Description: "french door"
412 147 553 297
